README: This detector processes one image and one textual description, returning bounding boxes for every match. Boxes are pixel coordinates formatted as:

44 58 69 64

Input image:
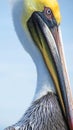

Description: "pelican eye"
46 8 52 15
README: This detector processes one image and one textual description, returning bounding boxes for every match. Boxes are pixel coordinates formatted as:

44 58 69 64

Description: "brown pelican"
5 0 73 130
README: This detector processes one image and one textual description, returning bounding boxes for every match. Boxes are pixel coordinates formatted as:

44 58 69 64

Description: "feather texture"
5 93 68 130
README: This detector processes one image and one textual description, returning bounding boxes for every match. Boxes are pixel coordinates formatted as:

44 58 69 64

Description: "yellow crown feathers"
22 0 61 26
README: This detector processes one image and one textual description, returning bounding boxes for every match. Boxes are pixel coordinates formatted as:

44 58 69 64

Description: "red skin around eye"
43 7 53 20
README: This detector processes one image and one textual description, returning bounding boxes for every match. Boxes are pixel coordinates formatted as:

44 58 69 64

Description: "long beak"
27 12 73 130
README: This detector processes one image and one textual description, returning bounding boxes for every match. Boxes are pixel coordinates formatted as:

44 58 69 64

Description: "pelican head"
10 0 73 130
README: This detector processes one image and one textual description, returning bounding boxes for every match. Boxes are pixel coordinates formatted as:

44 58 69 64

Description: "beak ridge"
27 11 73 130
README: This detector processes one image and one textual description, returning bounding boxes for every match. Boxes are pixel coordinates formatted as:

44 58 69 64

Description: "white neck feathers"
11 0 56 101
